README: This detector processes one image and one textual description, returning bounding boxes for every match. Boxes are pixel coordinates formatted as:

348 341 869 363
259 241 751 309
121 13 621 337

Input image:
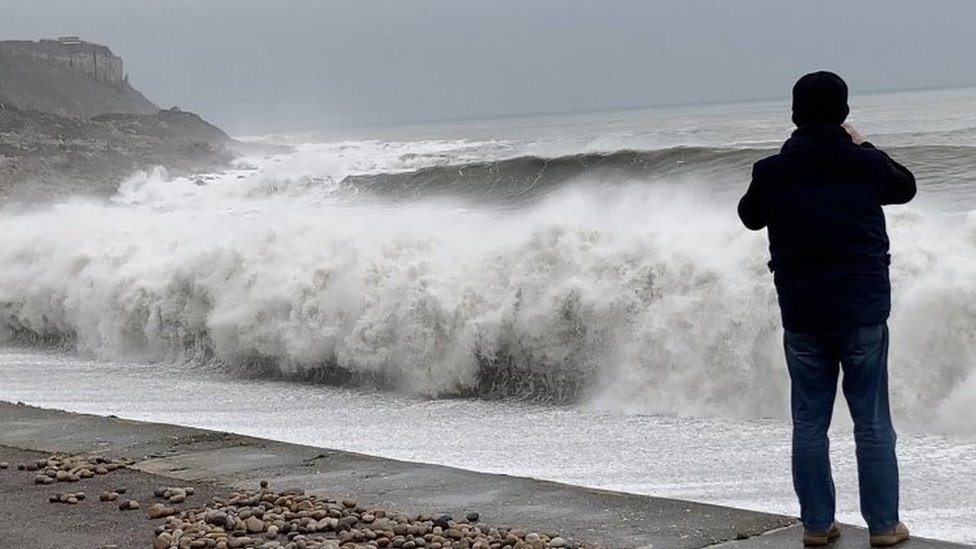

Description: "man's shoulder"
753 141 884 174
752 152 784 175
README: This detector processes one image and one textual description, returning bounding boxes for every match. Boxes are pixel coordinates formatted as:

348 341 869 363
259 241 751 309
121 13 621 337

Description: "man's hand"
842 122 866 145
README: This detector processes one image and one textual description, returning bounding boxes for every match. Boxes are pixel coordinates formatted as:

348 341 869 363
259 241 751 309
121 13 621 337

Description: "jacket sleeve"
863 142 917 205
738 165 767 230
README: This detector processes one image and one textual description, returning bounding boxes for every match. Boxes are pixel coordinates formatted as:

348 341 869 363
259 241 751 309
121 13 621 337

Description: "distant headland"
0 37 276 202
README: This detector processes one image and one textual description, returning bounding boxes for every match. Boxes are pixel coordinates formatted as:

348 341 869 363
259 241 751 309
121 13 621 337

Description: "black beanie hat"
792 71 849 126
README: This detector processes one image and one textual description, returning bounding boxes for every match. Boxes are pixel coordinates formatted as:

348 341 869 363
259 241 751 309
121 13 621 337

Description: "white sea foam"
0 141 973 437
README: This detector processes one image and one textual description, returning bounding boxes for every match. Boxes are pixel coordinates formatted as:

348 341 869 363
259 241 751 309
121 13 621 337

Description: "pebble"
148 503 177 519
34 474 55 485
550 537 568 548
153 532 173 549
465 512 480 523
0 462 8 469
245 516 266 533
118 500 140 511
100 492 119 502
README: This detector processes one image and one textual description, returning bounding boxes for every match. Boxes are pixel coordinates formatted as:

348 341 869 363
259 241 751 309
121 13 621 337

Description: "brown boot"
870 522 910 547
803 522 841 546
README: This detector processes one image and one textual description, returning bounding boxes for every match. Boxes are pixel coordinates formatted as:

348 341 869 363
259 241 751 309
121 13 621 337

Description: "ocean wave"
335 144 976 205
1 168 974 435
343 147 768 203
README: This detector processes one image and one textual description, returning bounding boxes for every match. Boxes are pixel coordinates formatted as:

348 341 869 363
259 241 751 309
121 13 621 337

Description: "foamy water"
0 349 973 544
1 151 973 430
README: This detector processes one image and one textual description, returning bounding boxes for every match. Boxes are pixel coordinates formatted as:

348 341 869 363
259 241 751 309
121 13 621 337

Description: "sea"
1 87 975 544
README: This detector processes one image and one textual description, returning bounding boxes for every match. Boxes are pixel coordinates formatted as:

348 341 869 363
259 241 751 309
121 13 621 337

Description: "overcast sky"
1 0 974 133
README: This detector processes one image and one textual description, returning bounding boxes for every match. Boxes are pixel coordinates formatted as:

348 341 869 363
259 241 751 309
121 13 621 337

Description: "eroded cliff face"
0 38 272 202
1 39 125 83
0 39 159 117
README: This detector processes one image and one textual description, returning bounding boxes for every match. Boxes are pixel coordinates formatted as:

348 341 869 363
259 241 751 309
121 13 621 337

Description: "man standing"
738 71 915 547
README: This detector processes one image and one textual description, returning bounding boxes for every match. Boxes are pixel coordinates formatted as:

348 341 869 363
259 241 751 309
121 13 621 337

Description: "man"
738 71 916 547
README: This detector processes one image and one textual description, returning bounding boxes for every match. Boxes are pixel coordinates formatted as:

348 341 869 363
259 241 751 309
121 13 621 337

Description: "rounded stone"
0 462 9 469
148 503 176 519
549 538 567 548
465 513 480 523
119 500 140 511
245 516 266 534
153 532 174 549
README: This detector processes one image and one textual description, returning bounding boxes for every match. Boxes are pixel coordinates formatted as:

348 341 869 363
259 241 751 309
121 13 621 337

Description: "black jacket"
738 125 916 332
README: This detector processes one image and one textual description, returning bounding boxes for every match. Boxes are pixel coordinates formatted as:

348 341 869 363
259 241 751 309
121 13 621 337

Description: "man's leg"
839 323 900 533
784 330 840 532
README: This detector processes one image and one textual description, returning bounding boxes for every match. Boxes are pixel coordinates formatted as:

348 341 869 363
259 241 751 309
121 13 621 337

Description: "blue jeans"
783 323 899 533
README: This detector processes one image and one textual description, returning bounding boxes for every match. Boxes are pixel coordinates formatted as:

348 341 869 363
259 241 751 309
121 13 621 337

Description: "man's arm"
738 166 767 230
877 151 916 205
845 123 916 205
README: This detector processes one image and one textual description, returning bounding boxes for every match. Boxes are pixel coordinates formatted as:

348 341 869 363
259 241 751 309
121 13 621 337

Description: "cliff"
0 38 159 117
0 105 239 201
0 37 279 202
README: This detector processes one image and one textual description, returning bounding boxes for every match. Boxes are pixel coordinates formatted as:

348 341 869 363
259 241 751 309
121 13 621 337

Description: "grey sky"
1 0 974 133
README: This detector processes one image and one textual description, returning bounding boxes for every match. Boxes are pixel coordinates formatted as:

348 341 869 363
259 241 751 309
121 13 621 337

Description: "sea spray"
0 146 974 435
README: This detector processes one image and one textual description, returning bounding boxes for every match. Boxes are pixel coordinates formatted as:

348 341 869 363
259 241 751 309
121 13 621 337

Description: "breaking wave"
341 147 766 203
0 143 975 435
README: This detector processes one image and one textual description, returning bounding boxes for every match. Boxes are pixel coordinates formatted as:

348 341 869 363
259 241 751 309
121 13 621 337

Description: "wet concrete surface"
0 401 968 549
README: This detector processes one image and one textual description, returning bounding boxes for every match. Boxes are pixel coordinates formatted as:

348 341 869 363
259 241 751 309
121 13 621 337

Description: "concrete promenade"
0 401 969 549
